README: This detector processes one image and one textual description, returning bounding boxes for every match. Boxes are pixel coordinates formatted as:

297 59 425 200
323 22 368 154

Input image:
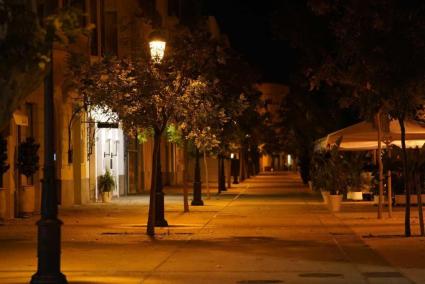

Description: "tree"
306 0 425 236
75 24 230 236
0 1 84 133
275 0 425 236
384 146 425 236
213 53 261 182
277 83 357 184
271 1 358 184
176 41 255 196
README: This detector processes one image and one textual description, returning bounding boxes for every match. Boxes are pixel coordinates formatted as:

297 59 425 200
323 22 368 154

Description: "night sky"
205 0 295 84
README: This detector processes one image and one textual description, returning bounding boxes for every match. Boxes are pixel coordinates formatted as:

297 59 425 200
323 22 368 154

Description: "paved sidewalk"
0 172 422 283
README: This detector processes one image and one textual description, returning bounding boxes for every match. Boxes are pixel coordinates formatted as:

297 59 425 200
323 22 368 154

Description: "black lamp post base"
155 218 169 227
192 179 203 206
30 272 67 284
191 199 204 206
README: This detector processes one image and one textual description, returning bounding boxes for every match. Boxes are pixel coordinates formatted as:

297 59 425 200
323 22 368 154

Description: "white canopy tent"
314 119 425 211
315 119 425 151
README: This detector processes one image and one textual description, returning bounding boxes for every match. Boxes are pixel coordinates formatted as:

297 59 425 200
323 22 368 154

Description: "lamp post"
31 51 67 283
149 31 168 226
191 148 204 205
231 153 239 184
218 154 227 193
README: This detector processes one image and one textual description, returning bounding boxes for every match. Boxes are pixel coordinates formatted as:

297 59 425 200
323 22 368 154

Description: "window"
102 10 118 56
89 0 99 55
89 0 118 56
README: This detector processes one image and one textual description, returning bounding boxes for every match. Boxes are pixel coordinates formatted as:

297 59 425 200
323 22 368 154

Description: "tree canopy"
0 1 84 133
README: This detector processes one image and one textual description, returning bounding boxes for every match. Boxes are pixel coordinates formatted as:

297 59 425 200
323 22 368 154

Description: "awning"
315 119 425 151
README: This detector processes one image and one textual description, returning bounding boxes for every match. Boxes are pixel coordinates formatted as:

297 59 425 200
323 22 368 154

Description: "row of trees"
0 1 268 237
273 0 425 236
72 22 262 236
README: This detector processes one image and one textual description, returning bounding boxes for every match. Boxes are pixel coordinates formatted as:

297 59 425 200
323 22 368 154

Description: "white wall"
95 127 125 197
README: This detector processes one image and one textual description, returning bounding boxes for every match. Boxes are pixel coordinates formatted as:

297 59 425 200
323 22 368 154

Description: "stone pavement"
0 172 423 283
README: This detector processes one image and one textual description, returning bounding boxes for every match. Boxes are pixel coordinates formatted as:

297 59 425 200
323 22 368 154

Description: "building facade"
1 0 201 219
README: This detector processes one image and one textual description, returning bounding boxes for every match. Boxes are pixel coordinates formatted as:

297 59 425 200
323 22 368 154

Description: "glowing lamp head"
149 30 166 63
230 153 235 159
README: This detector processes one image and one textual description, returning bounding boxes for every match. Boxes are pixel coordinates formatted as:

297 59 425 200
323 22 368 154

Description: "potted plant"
312 138 348 211
98 170 115 203
17 137 39 216
310 150 330 204
345 152 365 201
0 137 9 220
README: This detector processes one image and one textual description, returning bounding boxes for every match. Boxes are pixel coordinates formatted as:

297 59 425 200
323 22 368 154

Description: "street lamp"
31 51 67 283
149 30 166 64
231 153 240 184
148 30 168 226
218 153 227 193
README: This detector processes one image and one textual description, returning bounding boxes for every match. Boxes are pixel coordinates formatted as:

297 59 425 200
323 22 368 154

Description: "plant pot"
348 191 363 201
101 191 112 203
19 185 34 216
0 188 6 220
328 194 343 212
321 191 330 204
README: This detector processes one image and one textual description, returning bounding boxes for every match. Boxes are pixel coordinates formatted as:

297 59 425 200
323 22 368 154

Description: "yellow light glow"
149 40 166 63
230 153 235 159
287 154 292 166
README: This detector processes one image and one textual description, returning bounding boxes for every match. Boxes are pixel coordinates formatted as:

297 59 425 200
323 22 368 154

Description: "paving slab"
0 172 420 283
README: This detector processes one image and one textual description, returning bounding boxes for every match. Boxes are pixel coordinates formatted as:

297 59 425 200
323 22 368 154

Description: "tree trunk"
227 159 231 189
218 155 226 193
246 149 251 179
416 172 425 236
203 150 210 199
376 112 384 219
147 131 160 236
182 141 189 212
191 148 203 205
155 136 168 227
217 156 221 193
240 148 246 181
220 155 226 191
399 117 411 236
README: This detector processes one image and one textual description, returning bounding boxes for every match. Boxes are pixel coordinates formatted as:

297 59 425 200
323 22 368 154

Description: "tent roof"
315 119 425 151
